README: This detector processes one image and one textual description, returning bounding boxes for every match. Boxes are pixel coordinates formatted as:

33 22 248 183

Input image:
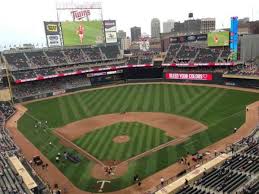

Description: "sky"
0 0 259 48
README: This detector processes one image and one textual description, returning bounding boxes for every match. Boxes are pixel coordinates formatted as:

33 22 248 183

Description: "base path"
142 101 259 194
54 112 207 169
55 112 206 141
199 101 259 153
6 104 92 194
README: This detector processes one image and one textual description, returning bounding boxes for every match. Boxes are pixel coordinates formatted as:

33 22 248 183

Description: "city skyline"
0 0 259 47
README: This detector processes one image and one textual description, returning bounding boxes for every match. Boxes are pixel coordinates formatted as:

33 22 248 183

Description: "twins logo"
71 10 91 21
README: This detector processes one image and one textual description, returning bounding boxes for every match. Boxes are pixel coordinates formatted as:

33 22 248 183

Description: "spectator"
160 177 164 186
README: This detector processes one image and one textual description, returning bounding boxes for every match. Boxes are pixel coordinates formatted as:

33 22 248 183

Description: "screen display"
208 32 229 47
165 73 213 81
61 21 103 46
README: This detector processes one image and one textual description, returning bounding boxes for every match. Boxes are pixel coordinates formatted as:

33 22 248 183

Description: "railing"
146 123 259 194
144 155 215 194
0 107 51 193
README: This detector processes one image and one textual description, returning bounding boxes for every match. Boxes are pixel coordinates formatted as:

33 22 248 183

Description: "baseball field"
17 83 259 193
74 122 174 161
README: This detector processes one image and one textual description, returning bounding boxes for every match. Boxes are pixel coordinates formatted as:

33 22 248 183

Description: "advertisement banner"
162 62 234 67
53 90 66 96
87 70 123 77
196 34 208 41
46 35 62 47
169 37 178 44
87 72 107 78
105 32 117 43
186 35 197 42
103 20 117 32
165 73 213 81
57 8 102 22
107 69 123 75
230 17 238 61
44 22 62 47
14 64 153 84
44 22 61 35
103 20 117 44
139 39 150 51
169 34 207 44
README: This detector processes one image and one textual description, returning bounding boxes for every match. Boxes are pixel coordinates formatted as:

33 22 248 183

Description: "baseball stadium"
0 2 259 194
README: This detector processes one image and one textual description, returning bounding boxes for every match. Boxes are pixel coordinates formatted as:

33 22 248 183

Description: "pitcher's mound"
113 135 130 143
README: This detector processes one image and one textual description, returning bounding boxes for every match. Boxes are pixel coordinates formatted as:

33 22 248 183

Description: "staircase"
99 47 107 60
80 48 90 62
43 51 54 66
192 184 219 194
192 49 200 63
61 50 71 64
23 52 37 68
175 44 183 58
172 44 183 63
216 50 224 63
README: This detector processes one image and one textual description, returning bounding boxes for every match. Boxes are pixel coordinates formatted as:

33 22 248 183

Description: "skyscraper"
151 18 161 38
173 18 216 34
201 18 216 33
163 20 175 33
117 30 127 39
117 30 127 50
121 37 131 50
130 26 141 42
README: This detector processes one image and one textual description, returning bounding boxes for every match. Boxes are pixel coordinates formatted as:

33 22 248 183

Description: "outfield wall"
90 74 125 86
163 72 259 89
13 67 259 103
123 67 164 80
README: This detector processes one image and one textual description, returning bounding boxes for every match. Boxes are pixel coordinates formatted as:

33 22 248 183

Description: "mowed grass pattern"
18 84 259 192
74 122 174 161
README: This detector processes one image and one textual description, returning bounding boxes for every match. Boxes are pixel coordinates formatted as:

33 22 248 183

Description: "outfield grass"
74 122 174 161
18 84 259 192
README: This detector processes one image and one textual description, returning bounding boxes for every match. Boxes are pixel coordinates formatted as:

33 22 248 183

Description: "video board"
61 21 103 46
208 32 229 47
